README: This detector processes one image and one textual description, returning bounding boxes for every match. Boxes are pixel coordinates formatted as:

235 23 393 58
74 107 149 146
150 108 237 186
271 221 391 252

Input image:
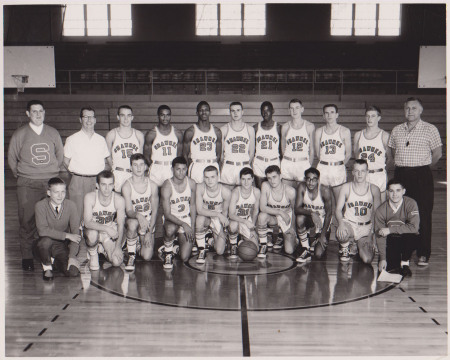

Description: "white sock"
127 236 138 254
196 231 206 249
298 231 309 249
164 239 174 254
401 260 410 267
42 263 52 271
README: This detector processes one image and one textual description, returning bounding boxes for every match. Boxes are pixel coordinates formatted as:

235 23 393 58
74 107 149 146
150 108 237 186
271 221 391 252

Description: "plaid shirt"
388 119 442 167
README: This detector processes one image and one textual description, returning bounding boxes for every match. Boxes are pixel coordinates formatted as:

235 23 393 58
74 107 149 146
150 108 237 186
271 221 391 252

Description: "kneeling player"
195 166 231 263
121 153 159 271
335 159 381 263
161 156 197 270
228 167 261 259
84 170 126 270
294 167 333 263
257 165 296 258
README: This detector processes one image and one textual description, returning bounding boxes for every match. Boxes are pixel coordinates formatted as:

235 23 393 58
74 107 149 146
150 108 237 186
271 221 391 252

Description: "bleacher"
4 94 446 171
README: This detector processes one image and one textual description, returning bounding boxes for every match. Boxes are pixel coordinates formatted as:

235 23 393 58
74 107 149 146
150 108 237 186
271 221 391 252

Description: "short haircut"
240 167 254 178
27 100 44 112
260 101 274 111
117 105 133 115
289 98 303 107
229 101 243 110
304 167 320 178
172 156 187 168
323 104 338 113
405 97 423 107
80 107 95 118
97 170 114 184
265 165 281 176
196 101 210 113
48 177 66 189
204 165 219 175
354 159 368 168
130 153 148 166
387 178 406 190
365 105 381 116
157 105 171 116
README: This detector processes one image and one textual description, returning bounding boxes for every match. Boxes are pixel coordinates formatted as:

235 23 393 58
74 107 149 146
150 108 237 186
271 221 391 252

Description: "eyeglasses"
82 116 95 120
305 177 318 182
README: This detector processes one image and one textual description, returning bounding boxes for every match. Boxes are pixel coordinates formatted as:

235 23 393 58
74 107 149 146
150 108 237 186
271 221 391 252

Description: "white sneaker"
257 244 268 259
229 244 238 260
125 253 136 271
196 249 207 264
163 252 174 270
339 246 351 262
296 248 312 263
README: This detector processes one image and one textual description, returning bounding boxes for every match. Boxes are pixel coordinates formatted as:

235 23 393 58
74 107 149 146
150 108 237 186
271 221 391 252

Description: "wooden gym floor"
4 170 448 357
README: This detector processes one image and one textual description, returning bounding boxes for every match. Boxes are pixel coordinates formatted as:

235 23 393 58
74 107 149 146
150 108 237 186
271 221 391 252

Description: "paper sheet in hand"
377 269 403 283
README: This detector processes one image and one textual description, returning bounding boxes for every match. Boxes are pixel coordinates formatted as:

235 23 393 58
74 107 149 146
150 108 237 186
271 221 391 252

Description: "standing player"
228 167 261 259
294 167 333 263
183 101 222 184
121 153 159 271
257 165 296 258
315 104 352 200
252 101 282 188
106 105 145 192
335 159 381 263
195 166 232 263
354 105 390 202
83 171 126 270
160 157 197 270
8 100 64 271
281 99 315 188
144 105 183 187
220 102 255 190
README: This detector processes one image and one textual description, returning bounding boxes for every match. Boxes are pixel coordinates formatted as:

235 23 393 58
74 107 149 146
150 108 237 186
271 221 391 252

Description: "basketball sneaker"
191 245 198 253
266 230 273 248
196 249 207 264
339 246 351 262
125 253 136 271
173 244 180 256
205 232 215 251
157 245 165 260
163 252 174 270
309 235 319 253
273 234 284 250
87 251 100 271
257 244 268 258
296 248 312 263
229 244 238 260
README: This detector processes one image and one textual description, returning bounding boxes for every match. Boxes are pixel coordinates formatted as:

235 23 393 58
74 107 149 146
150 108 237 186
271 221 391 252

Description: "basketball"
237 240 258 261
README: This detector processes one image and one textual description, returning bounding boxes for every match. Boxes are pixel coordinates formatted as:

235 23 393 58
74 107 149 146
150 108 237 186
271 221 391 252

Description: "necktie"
55 206 59 214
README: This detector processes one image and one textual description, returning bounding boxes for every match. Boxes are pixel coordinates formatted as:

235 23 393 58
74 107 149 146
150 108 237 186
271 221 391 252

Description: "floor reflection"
91 243 394 311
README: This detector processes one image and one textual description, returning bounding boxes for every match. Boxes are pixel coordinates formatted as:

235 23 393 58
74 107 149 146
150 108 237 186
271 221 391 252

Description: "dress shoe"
43 269 54 281
417 256 429 266
22 259 35 271
400 265 412 277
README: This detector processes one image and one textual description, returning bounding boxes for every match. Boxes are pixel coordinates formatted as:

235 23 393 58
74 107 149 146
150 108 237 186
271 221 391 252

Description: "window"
62 4 132 36
331 3 401 36
196 4 266 36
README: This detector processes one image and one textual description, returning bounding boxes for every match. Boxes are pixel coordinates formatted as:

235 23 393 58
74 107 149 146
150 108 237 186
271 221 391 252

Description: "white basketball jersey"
169 178 191 219
223 124 251 162
92 191 116 226
127 177 152 219
344 184 373 223
151 126 178 162
202 184 224 213
235 187 257 220
319 126 346 162
111 129 140 169
357 130 386 170
190 124 217 161
255 122 280 158
267 185 291 214
303 187 326 219
283 121 310 160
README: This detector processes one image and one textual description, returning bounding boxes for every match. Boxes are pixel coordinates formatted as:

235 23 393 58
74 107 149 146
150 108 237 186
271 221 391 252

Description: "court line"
239 275 251 357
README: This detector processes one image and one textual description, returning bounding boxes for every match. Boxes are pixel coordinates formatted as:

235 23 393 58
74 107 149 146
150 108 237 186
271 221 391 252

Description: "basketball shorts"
342 219 372 241
189 161 220 184
209 216 224 236
276 211 293 233
281 158 310 182
220 162 249 186
150 163 173 187
163 214 191 234
367 170 387 192
252 157 280 178
301 214 328 233
316 163 346 187
113 168 132 192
